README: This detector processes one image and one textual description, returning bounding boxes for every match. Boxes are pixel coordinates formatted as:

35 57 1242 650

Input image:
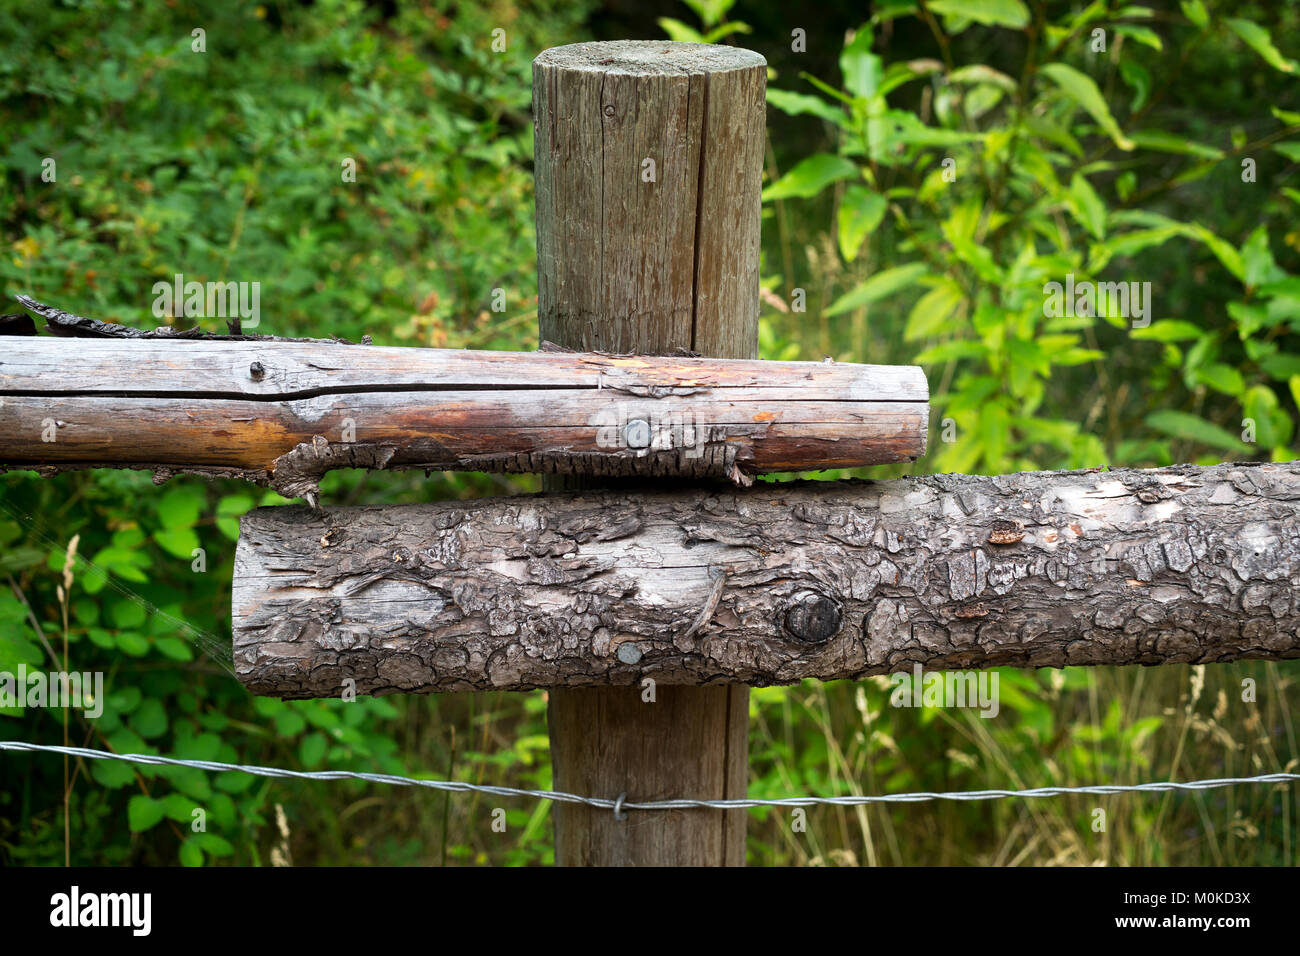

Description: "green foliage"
659 0 752 45
762 2 1300 475
751 0 1300 864
0 0 589 867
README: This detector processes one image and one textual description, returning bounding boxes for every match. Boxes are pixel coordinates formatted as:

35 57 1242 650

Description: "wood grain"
0 338 927 498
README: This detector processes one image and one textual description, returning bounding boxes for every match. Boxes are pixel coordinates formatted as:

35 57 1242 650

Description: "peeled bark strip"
0 337 926 498
232 459 1300 698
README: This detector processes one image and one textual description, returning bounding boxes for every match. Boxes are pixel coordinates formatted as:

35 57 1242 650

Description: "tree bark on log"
233 459 1300 697
0 338 925 499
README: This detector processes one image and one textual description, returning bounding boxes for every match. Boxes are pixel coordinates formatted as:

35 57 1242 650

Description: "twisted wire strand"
4 740 1297 812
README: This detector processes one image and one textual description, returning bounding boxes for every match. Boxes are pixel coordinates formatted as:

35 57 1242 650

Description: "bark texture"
0 337 926 500
233 459 1300 696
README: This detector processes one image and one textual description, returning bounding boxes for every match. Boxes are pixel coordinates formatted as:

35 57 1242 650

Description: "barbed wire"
4 740 1298 813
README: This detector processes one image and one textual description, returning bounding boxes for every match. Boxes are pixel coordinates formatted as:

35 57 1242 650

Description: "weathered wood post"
533 40 767 865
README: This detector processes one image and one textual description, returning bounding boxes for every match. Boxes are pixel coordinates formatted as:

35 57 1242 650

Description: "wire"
4 740 1297 812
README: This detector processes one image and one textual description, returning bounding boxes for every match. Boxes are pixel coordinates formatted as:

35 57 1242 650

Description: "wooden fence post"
533 41 766 865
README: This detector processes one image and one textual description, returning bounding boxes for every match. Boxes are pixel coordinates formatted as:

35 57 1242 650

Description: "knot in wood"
1136 484 1167 504
987 518 1024 545
784 592 841 643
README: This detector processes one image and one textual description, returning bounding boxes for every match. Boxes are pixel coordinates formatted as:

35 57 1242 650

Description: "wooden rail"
233 460 1300 696
0 336 927 500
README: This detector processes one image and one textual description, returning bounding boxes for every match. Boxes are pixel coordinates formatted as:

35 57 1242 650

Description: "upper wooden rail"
0 334 928 500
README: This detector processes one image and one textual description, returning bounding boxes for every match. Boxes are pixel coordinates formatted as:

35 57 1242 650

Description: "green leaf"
1115 24 1162 51
1068 172 1106 239
1274 143 1300 162
837 186 887 261
1226 18 1295 74
948 64 1017 92
81 563 109 594
1271 106 1300 126
128 795 166 833
215 771 254 794
131 698 169 739
162 793 198 822
1146 410 1250 453
762 154 858 201
1259 352 1300 379
949 236 1003 283
904 279 965 340
766 89 846 127
1242 385 1289 447
1193 363 1245 397
1241 226 1282 288
914 340 987 363
839 27 881 100
300 732 328 768
886 111 986 147
154 637 194 662
192 833 235 857
1040 63 1135 150
274 708 307 737
1189 224 1245 281
927 0 1030 29
110 599 147 629
0 546 45 574
1180 0 1208 30
1119 59 1150 112
825 263 930 316
1131 320 1204 341
154 527 200 560
116 633 151 657
217 494 254 517
656 17 705 43
157 486 203 529
91 758 136 789
798 70 856 106
701 22 750 44
92 547 150 584
179 838 205 867
1128 130 1222 159
682 0 735 29
0 623 43 670
877 59 945 98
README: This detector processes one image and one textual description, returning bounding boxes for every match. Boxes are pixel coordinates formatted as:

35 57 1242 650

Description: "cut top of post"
533 40 766 76
533 41 768 358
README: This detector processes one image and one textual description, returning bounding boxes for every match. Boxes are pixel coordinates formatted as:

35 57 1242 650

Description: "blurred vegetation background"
1 0 1297 866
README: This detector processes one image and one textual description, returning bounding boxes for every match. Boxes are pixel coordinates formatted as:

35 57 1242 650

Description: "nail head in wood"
624 419 651 449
